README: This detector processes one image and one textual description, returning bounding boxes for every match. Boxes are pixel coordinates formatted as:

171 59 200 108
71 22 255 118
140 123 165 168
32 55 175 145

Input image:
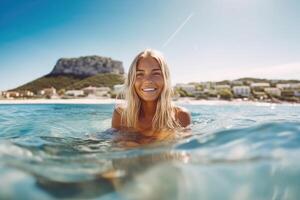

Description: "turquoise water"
0 103 300 200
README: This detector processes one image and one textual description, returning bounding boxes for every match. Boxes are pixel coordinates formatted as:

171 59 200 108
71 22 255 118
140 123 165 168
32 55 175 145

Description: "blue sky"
1 0 300 91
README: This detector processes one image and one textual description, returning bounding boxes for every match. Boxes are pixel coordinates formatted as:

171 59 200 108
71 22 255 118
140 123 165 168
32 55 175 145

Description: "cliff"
49 55 124 77
10 55 125 93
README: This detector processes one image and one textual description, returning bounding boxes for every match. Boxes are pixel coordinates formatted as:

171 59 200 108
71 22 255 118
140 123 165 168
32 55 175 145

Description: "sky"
1 0 300 91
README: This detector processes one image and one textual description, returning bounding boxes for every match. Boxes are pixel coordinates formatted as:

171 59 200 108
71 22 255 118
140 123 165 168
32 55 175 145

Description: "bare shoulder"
111 105 124 129
175 106 191 128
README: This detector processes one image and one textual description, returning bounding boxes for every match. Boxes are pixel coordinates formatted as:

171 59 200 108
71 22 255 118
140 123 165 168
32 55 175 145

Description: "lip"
142 87 157 92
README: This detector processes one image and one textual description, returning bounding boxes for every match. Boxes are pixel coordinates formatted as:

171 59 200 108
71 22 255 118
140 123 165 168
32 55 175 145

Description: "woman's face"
134 56 164 102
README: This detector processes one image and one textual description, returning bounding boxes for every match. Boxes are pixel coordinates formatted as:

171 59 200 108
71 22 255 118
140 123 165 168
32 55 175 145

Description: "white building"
276 83 291 90
113 84 124 94
231 80 243 86
65 90 84 97
290 83 300 89
253 91 268 100
294 91 300 97
264 87 281 97
38 87 56 96
276 83 300 90
3 91 20 98
201 82 216 89
19 90 34 97
232 86 251 97
203 88 218 96
250 83 270 88
83 86 111 97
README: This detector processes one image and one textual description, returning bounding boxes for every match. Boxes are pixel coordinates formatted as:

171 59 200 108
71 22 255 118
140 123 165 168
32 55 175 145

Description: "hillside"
12 74 125 93
66 74 125 90
12 75 81 93
9 55 125 93
237 77 300 83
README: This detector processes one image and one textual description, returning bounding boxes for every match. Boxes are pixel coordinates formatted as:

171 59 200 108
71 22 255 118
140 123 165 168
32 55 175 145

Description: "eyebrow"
136 68 161 72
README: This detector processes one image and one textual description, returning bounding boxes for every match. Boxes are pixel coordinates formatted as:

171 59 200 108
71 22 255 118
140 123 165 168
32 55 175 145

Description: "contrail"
162 12 194 48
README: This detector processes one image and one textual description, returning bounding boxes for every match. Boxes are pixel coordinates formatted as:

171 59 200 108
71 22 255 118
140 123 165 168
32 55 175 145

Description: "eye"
153 72 162 76
136 72 143 77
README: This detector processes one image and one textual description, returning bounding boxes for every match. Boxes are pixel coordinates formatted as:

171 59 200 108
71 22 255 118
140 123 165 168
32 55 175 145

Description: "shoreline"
0 98 299 106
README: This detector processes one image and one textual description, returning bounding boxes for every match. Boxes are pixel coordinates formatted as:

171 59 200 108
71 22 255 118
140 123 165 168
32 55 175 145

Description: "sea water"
0 103 300 200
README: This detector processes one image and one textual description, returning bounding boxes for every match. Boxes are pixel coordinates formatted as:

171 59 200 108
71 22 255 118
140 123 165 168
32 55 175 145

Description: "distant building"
38 87 57 97
250 83 270 88
264 87 281 97
252 91 268 100
276 83 291 90
231 80 243 86
203 88 218 97
65 90 84 97
113 84 124 94
201 82 216 89
3 91 20 98
83 86 111 97
232 86 251 97
19 90 34 98
290 83 300 89
82 86 95 95
276 83 300 90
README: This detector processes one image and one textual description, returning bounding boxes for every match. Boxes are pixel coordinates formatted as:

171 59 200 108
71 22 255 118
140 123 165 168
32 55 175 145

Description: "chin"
138 93 160 102
140 96 159 102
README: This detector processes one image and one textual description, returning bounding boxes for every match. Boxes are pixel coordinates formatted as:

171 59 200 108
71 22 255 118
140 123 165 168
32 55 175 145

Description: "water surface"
0 103 300 200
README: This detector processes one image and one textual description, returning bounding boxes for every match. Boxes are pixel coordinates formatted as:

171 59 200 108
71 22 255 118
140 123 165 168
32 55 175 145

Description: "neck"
140 100 157 119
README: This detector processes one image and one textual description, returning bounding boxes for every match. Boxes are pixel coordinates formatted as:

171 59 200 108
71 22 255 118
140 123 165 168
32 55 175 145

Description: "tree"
218 89 233 100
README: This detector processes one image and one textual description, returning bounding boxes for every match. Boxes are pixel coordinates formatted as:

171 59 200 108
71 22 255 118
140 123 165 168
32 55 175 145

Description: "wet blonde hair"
118 49 180 130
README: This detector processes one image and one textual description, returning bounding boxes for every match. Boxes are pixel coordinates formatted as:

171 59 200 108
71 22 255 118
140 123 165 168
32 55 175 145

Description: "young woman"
112 49 191 140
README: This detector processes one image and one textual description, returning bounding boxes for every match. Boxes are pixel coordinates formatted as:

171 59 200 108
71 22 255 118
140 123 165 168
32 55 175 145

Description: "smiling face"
134 56 164 102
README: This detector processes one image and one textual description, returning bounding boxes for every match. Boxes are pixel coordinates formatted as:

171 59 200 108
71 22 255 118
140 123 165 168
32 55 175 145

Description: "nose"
143 74 153 83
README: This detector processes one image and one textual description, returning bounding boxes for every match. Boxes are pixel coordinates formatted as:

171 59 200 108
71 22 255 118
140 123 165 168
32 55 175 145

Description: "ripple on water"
0 104 300 199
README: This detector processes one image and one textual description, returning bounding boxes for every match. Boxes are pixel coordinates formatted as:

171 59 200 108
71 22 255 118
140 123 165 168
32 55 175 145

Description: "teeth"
143 88 156 92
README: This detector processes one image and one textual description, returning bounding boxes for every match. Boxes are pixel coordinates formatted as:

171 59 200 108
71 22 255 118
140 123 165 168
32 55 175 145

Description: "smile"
142 88 157 92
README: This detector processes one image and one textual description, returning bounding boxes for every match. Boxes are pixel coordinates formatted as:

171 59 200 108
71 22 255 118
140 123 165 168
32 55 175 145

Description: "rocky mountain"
10 55 125 93
49 55 124 77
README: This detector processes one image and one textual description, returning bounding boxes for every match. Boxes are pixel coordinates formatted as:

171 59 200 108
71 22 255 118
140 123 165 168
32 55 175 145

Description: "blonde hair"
118 49 180 130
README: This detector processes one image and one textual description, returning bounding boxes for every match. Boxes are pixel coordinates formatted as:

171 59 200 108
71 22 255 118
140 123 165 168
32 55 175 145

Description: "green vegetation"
175 88 194 97
12 75 81 93
237 77 300 84
218 89 233 100
66 74 124 90
195 84 204 91
12 73 125 93
216 80 231 85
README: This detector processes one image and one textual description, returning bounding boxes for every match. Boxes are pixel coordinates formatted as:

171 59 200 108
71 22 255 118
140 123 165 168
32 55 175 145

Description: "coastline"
0 98 122 105
0 98 299 106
